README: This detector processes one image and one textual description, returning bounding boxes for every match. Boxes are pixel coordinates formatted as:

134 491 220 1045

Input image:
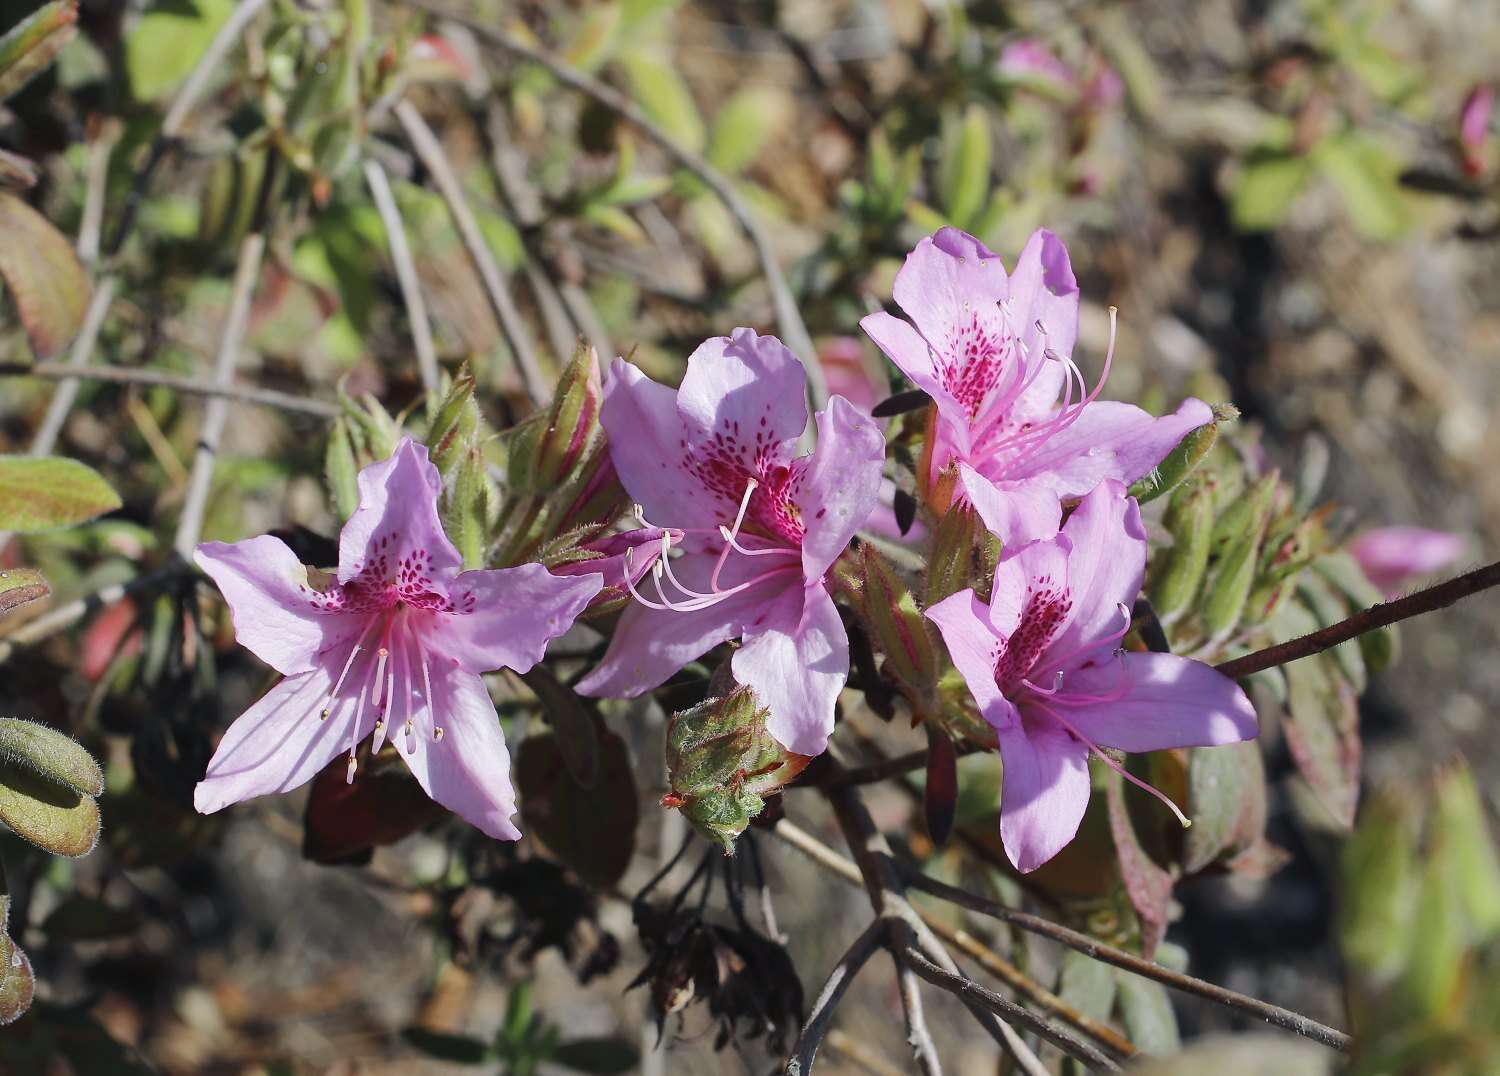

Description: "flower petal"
959 464 1062 549
1003 399 1214 498
1348 526 1465 596
859 310 952 414
677 328 808 456
422 563 602 675
399 664 521 840
1004 228 1077 423
195 667 366 814
732 584 847 756
337 438 462 588
576 552 799 698
600 358 725 540
796 396 886 580
1042 480 1145 668
1052 652 1258 751
195 535 365 675
926 588 1009 721
997 716 1091 873
892 227 1009 348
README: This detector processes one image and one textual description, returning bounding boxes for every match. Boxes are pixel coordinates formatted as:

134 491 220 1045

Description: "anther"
346 751 357 784
433 726 445 742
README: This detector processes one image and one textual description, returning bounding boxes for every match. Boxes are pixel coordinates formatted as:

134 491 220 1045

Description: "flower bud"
855 544 939 710
1202 472 1277 641
663 687 809 852
926 499 990 606
1148 478 1213 624
441 444 494 570
1127 419 1219 505
535 342 603 489
425 368 479 482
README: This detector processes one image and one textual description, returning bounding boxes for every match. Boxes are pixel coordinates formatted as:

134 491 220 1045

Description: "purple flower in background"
997 39 1074 95
1460 84 1494 175
925 481 1257 872
552 526 681 604
577 329 886 757
861 227 1212 547
1349 526 1465 598
194 438 602 840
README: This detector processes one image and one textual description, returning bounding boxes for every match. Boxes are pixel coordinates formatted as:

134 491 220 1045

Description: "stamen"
433 726 445 742
346 751 357 783
1033 700 1192 828
371 647 389 711
710 477 759 592
1042 604 1133 674
718 525 800 558
321 617 380 719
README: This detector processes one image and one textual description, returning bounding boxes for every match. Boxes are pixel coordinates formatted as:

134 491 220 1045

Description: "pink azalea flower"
997 39 1074 96
577 329 886 756
925 481 1257 872
861 227 1212 547
1348 526 1465 598
193 438 603 840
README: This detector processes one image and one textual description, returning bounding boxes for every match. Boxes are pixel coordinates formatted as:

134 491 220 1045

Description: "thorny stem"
784 918 886 1076
0 362 340 418
362 158 440 395
393 99 549 407
1214 558 1500 680
407 0 827 410
898 866 1354 1052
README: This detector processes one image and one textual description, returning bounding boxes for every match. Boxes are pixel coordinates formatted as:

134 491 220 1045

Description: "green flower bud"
1127 419 1219 505
856 545 939 710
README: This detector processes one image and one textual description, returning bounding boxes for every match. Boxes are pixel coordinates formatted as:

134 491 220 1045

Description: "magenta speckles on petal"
925 482 1258 873
192 437 603 842
580 333 886 758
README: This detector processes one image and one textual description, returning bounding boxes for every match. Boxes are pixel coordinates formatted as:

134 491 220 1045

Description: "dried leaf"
520 666 599 789
517 727 637 889
1105 769 1174 958
923 723 958 848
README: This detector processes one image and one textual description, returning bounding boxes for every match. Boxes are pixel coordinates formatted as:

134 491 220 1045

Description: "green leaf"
0 191 91 359
0 568 49 616
324 419 360 522
401 1027 493 1064
1057 949 1117 1022
562 3 622 74
1339 788 1418 979
0 758 100 857
1283 655 1360 828
1315 132 1408 241
1115 974 1179 1056
0 718 103 796
0 0 78 102
939 104 992 231
1182 741 1254 873
1432 766 1500 941
552 1037 641 1074
706 87 789 176
1230 152 1312 232
0 456 121 533
620 52 704 153
125 0 234 103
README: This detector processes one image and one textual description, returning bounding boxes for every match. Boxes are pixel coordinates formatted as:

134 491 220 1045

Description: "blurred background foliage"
0 0 1498 1072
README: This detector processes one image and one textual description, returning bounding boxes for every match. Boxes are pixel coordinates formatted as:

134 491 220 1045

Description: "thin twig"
1 362 338 418
888 920 943 1076
26 279 117 457
904 950 1120 1072
784 918 886 1076
362 158 440 394
1215 559 1500 680
824 783 1049 1076
0 566 184 664
173 230 268 558
899 867 1353 1052
393 99 548 406
408 0 826 407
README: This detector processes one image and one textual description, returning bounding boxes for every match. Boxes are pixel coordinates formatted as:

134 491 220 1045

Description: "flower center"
625 477 801 614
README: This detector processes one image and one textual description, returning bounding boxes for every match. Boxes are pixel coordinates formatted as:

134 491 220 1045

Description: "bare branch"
784 919 885 1076
160 0 270 139
899 866 1353 1052
394 99 548 406
173 230 267 558
904 949 1121 1072
0 566 185 664
887 920 943 1076
25 279 117 457
408 0 827 408
362 158 440 395
1215 559 1500 680
0 362 339 418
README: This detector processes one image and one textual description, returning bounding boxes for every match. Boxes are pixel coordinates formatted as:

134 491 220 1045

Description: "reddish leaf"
1283 659 1360 828
1106 770 1174 958
302 750 447 865
517 727 636 890
923 723 958 848
0 568 47 617
0 193 90 359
